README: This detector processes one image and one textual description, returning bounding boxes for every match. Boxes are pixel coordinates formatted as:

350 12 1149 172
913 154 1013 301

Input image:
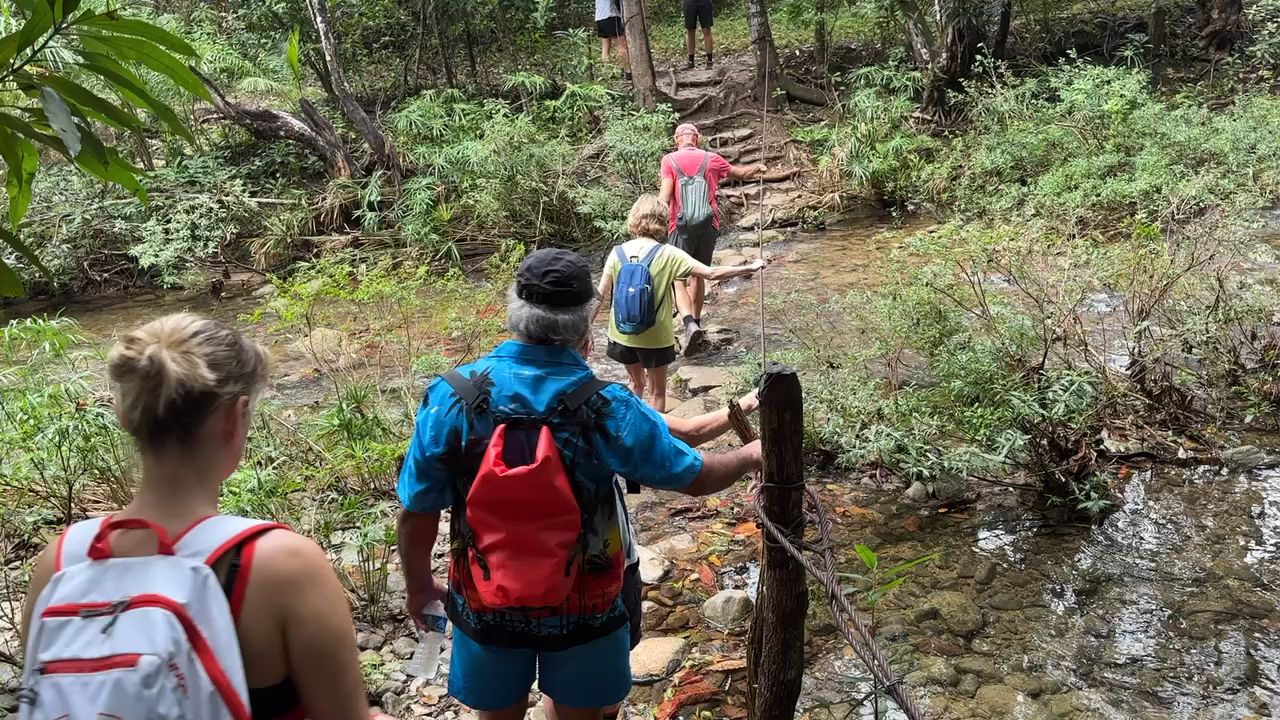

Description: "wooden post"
747 364 807 720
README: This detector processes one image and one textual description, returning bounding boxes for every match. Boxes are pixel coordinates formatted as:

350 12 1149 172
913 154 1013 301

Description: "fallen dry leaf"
722 706 748 720
732 521 760 536
904 515 921 532
697 563 718 589
707 554 723 567
656 681 722 720
705 659 748 673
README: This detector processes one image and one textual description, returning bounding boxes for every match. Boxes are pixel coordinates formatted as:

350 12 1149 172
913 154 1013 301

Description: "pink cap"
675 123 700 138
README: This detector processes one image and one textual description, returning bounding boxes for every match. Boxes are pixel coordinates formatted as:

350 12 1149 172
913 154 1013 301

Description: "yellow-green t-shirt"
604 238 696 349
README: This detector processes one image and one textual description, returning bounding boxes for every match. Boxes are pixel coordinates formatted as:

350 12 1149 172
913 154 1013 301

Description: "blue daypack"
612 243 665 335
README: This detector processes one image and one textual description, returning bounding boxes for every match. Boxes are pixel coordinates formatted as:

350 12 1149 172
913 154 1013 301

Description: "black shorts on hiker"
622 561 642 649
684 0 713 30
669 227 716 266
597 17 624 38
607 341 676 369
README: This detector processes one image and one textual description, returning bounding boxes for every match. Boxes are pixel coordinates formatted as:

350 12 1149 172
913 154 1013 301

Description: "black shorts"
684 0 713 30
607 341 676 368
597 17 624 38
622 562 642 649
669 227 717 266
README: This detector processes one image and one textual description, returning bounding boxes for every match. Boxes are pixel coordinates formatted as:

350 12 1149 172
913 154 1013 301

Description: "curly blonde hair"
626 194 669 241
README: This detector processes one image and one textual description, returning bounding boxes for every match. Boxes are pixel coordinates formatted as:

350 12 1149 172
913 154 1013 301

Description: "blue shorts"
449 625 633 711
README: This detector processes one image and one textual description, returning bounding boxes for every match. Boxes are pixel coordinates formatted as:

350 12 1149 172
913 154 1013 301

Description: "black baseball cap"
516 248 594 307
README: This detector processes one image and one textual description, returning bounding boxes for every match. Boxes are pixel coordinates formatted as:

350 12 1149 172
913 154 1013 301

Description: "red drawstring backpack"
439 370 621 615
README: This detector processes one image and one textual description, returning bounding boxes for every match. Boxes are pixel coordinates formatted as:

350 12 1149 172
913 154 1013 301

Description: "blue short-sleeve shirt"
397 340 703 642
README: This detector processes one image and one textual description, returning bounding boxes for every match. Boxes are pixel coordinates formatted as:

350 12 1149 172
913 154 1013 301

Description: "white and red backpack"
18 515 285 720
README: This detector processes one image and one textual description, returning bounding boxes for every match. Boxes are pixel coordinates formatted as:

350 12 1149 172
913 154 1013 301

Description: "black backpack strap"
561 377 612 413
441 369 485 411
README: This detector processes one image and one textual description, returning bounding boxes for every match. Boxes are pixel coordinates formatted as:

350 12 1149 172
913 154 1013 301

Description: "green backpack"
674 151 715 241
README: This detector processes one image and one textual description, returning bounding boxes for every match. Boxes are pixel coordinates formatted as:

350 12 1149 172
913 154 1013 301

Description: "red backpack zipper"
40 654 142 675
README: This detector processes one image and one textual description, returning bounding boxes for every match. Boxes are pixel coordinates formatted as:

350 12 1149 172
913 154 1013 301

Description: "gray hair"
506 285 595 347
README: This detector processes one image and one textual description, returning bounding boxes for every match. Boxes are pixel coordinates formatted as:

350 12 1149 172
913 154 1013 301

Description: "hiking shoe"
705 56 714 69
685 57 696 70
682 323 707 357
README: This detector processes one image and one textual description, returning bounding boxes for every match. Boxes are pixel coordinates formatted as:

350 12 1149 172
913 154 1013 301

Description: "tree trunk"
815 0 830 84
1151 2 1167 85
915 0 978 125
1196 0 1240 58
896 0 935 68
464 13 480 79
993 0 1012 60
305 0 395 170
744 0 828 105
746 365 807 720
622 0 659 109
195 68 356 178
432 0 457 88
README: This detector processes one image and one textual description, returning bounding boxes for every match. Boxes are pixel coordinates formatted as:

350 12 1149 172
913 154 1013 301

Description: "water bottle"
405 600 448 679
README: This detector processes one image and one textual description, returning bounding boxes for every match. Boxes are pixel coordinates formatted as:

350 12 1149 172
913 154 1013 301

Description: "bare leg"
624 362 646 399
478 699 528 720
689 276 706 321
543 696 606 720
647 365 669 413
616 35 631 74
601 36 612 62
673 280 695 321
685 28 696 59
703 27 714 57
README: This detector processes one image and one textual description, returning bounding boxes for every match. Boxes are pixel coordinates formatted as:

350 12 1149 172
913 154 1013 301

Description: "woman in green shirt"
595 194 764 412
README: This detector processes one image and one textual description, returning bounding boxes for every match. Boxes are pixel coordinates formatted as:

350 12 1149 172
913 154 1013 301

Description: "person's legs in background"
478 702 529 720
624 362 646 399
601 35 612 62
684 0 697 69
616 32 631 77
645 363 669 413
702 26 714 67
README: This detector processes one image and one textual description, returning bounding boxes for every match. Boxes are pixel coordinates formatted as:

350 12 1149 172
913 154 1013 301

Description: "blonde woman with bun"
20 313 391 720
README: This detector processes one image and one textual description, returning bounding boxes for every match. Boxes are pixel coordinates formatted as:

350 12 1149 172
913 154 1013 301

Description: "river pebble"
391 636 418 659
630 637 688 683
955 656 1003 682
926 590 984 636
637 545 673 584
905 656 959 688
703 589 754 628
973 684 1055 720
986 593 1025 611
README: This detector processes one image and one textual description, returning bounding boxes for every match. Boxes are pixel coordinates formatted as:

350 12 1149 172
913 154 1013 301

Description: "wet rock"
969 638 998 655
0 666 14 691
642 601 671 631
986 593 1025 611
387 571 407 595
382 692 407 716
926 590 983 636
651 533 698 559
973 685 1055 720
1082 614 1111 638
809 703 853 720
1222 445 1271 468
915 636 967 656
913 605 940 623
1006 673 1055 698
677 365 734 394
1043 692 1083 717
875 624 908 641
359 649 383 666
357 630 387 650
903 481 929 502
660 607 696 631
252 283 277 298
637 545 674 584
905 656 960 688
973 560 998 586
955 656 1003 682
391 636 418 659
703 589 754 628
631 637 688 683
956 674 980 698
1207 557 1261 583
712 250 748 267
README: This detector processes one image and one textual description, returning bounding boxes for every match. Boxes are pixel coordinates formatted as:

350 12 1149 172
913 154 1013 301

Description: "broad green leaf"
0 225 52 282
0 111 67 155
75 52 193 141
10 0 35 13
854 543 878 571
74 126 146 200
870 576 907 598
81 34 210 101
39 86 81 156
12 0 52 59
0 32 22 69
882 551 940 579
0 130 38 226
79 15 197 57
286 25 301 87
0 257 23 297
28 73 141 131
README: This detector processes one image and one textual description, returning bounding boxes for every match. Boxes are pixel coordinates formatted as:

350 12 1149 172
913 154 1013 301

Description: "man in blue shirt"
397 248 762 720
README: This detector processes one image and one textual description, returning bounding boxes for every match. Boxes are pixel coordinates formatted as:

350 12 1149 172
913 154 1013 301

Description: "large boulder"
702 589 754 629
926 591 983 636
631 637 689 684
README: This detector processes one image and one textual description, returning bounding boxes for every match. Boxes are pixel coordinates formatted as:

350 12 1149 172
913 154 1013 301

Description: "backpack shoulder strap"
640 242 664 266
560 376 613 413
615 245 632 265
694 150 711 178
441 369 486 412
174 515 288 566
55 517 109 571
670 155 689 180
